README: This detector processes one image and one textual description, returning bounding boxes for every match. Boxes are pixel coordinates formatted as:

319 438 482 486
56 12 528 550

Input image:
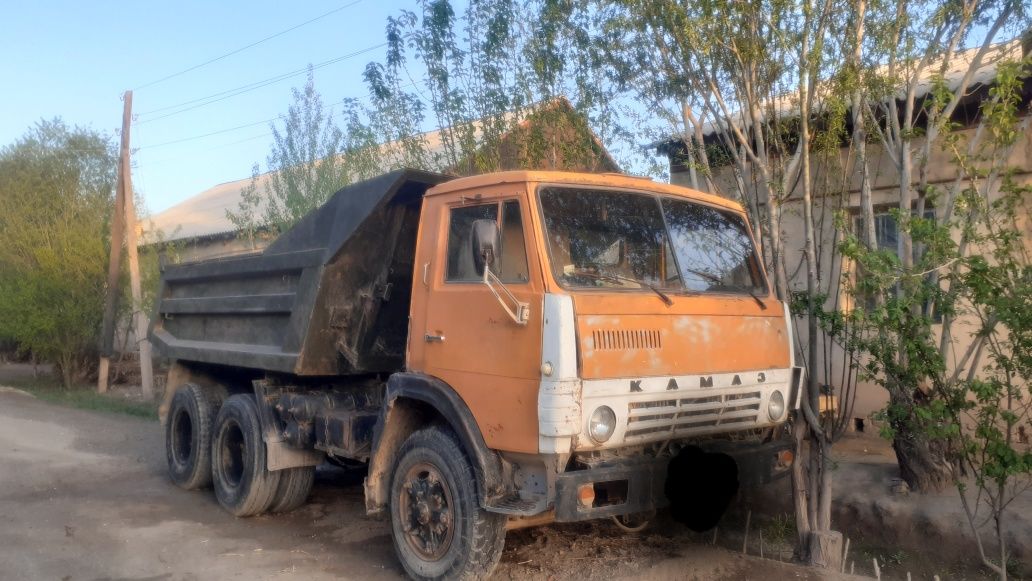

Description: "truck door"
412 193 544 453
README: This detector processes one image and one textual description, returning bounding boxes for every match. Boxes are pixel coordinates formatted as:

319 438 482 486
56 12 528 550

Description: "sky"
0 0 440 215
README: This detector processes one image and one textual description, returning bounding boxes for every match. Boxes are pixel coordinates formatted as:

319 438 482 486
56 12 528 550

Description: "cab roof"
425 170 745 213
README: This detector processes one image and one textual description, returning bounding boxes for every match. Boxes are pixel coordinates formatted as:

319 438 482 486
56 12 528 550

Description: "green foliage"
339 0 623 177
227 68 352 238
232 2 623 242
0 119 117 387
840 55 1031 575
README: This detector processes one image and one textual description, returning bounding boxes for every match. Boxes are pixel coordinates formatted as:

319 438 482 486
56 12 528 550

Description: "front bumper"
552 438 793 522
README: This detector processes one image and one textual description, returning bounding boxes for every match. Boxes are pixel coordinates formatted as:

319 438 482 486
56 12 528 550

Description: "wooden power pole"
98 91 154 398
97 94 130 393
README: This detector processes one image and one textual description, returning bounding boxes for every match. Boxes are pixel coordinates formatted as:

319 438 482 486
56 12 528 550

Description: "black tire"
389 426 506 581
269 466 315 513
211 395 282 517
165 383 221 490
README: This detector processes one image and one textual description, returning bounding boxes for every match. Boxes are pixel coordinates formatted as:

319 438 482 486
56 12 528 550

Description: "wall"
670 122 1032 422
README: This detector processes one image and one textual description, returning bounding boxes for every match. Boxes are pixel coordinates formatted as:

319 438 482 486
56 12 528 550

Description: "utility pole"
120 91 155 399
97 94 130 393
98 91 153 397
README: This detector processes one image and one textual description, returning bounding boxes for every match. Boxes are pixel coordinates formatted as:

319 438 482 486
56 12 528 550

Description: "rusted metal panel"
149 169 452 376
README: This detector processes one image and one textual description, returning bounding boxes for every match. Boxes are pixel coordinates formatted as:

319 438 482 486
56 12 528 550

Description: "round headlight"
588 406 617 443
768 390 786 421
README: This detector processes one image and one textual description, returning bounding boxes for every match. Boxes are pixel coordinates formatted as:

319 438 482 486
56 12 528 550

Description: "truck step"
484 494 548 516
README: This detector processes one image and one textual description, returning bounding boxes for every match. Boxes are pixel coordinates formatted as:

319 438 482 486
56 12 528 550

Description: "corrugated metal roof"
145 173 273 242
660 38 1024 143
145 128 456 244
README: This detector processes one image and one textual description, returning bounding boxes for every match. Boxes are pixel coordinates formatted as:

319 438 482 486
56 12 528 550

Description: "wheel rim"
397 461 455 561
612 512 652 533
171 408 193 466
219 420 245 489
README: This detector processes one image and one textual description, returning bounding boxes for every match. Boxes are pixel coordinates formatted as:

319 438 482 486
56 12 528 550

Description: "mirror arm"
483 267 530 325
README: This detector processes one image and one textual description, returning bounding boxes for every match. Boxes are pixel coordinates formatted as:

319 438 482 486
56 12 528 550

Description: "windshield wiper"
574 270 674 306
685 268 767 310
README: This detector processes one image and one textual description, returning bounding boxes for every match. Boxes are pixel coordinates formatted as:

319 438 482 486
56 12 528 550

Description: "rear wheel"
165 383 221 490
211 395 281 517
389 426 505 580
270 466 316 513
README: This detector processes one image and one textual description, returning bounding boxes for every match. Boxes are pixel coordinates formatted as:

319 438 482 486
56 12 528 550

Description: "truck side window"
447 204 499 282
446 201 529 283
499 201 529 283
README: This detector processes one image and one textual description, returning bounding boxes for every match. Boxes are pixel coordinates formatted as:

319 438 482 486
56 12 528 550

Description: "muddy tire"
165 383 222 490
269 466 315 513
211 395 282 517
389 426 505 580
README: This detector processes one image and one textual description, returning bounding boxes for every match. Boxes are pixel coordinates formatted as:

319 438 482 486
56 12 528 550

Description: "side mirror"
470 219 500 276
469 217 529 325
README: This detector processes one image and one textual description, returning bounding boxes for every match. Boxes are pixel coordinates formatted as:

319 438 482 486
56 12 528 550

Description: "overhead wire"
135 80 422 151
132 0 366 92
133 43 388 125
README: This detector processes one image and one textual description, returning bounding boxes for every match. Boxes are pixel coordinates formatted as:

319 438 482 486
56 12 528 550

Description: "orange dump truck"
152 169 802 579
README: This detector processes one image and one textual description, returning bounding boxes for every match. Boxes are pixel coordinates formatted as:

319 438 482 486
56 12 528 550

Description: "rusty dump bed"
150 169 453 376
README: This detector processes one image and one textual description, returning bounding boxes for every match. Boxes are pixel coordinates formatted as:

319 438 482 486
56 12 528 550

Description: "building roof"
656 37 1026 149
144 173 268 243
145 133 454 244
145 98 614 244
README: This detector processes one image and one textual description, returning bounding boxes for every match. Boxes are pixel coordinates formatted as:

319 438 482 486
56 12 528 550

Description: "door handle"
424 333 446 343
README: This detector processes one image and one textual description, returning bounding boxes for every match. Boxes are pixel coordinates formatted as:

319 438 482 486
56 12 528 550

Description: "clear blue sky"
0 0 437 215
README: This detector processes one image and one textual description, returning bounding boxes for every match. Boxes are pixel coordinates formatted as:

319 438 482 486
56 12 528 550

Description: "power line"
133 0 366 92
136 116 279 149
134 80 423 150
133 43 387 125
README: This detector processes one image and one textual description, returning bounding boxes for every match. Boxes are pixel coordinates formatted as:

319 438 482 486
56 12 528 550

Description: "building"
655 37 1032 422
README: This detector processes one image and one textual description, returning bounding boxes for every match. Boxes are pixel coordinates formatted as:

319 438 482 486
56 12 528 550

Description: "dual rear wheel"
165 387 314 516
166 387 504 579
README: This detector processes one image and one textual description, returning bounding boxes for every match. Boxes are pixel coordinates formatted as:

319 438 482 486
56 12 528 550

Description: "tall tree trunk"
888 387 952 492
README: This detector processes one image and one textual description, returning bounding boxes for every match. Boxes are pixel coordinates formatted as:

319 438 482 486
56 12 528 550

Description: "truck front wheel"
211 395 282 517
389 426 505 580
165 383 221 490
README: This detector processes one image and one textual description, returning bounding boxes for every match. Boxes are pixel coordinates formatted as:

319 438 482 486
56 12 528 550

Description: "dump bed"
150 169 453 376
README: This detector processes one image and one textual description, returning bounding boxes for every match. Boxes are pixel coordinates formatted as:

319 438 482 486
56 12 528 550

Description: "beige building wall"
671 122 1032 421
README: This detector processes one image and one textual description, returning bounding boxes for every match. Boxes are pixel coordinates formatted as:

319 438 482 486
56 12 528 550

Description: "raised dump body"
150 169 451 376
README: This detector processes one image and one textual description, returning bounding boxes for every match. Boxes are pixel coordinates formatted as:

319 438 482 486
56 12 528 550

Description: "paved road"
0 388 848 580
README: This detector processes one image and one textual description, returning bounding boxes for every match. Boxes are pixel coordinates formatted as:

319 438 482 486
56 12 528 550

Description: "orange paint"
408 171 789 454
572 294 790 379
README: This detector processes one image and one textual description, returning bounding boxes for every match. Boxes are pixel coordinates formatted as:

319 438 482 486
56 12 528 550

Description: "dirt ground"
0 386 858 581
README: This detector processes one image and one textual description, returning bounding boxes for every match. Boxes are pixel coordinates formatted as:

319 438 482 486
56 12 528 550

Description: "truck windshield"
538 186 767 295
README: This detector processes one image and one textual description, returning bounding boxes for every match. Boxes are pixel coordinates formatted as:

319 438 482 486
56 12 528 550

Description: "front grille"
624 391 762 442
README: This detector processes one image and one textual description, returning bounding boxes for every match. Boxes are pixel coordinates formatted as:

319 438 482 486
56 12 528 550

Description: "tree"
338 0 624 177
227 68 352 239
851 0 1029 494
841 54 1031 580
0 119 118 388
597 0 855 565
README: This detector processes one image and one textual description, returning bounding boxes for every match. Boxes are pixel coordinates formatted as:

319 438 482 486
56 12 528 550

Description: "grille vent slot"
592 329 662 350
624 391 763 441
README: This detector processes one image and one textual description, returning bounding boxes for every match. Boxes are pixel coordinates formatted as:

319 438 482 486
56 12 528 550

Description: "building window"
849 207 940 320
